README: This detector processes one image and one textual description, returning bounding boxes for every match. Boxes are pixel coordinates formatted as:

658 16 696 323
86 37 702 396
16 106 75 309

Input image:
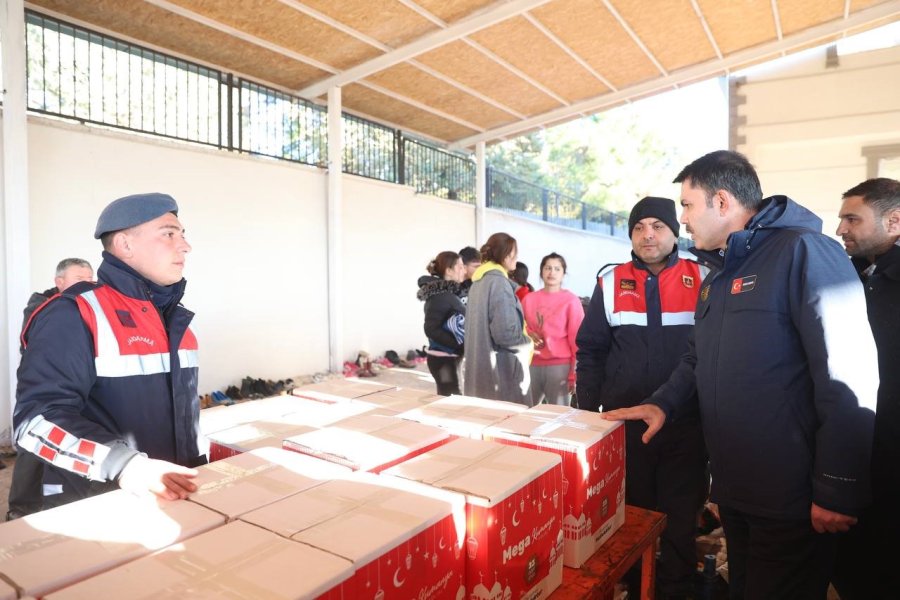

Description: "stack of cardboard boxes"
0 379 625 598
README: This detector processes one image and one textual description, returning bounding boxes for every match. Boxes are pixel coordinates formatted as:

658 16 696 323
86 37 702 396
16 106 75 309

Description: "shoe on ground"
384 350 401 365
398 359 416 369
406 349 418 361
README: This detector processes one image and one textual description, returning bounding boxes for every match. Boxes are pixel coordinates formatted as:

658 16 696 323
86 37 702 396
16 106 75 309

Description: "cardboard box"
189 446 352 520
277 396 396 427
292 379 396 404
357 387 443 413
207 420 319 461
397 394 528 439
44 521 354 599
242 472 467 600
483 404 626 567
283 413 451 473
385 437 565 599
0 490 225 598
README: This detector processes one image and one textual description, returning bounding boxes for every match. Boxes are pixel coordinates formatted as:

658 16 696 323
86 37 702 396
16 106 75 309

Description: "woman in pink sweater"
522 252 585 406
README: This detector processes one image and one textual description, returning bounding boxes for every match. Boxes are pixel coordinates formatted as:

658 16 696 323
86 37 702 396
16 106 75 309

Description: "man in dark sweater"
832 177 900 599
7 258 93 520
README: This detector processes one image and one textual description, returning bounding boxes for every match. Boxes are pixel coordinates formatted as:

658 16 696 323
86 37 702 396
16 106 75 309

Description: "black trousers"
719 505 836 600
832 505 900 599
426 355 461 396
6 450 44 520
625 417 709 597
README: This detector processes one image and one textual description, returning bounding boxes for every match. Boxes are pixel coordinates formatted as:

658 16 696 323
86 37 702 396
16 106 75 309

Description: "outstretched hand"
118 454 199 500
601 404 666 443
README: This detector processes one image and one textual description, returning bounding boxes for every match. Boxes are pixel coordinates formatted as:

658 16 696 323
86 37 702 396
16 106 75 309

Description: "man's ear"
716 190 731 216
885 208 900 236
110 231 132 258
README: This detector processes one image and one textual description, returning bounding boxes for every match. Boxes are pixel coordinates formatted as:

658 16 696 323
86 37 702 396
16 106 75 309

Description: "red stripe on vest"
73 461 90 474
92 287 170 356
75 295 100 357
607 261 703 316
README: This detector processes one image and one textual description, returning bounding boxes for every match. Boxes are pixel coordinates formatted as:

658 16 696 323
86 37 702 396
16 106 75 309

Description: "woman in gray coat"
462 232 533 405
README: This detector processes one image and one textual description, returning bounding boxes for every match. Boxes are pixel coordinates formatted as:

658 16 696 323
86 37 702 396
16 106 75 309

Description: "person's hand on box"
118 454 198 500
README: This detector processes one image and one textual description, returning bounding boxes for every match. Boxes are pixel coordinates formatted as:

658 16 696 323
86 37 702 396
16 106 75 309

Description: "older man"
832 177 900 599
14 193 202 510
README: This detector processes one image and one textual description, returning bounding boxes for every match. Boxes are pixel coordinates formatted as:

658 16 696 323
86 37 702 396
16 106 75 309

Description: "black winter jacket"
648 196 878 520
14 254 204 506
852 244 900 509
417 275 466 354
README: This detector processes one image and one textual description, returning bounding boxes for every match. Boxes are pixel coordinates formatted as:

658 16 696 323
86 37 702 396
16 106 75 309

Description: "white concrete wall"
0 115 637 444
736 44 900 233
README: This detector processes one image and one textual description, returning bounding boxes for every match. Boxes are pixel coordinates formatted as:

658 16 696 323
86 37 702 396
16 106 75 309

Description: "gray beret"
94 193 179 239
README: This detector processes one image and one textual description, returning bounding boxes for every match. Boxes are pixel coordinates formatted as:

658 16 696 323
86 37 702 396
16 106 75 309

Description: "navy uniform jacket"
14 253 203 506
648 196 878 520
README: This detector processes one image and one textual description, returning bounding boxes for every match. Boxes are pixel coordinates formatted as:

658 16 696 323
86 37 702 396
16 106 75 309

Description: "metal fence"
17 9 691 245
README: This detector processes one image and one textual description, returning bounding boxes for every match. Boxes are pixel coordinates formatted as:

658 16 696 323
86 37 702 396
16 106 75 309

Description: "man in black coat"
832 177 900 599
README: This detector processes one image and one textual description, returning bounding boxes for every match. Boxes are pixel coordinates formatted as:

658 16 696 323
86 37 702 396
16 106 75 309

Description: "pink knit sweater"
521 288 584 382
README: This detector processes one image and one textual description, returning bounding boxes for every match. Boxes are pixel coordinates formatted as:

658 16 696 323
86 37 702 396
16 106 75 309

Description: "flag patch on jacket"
682 275 694 288
731 275 757 294
620 279 636 291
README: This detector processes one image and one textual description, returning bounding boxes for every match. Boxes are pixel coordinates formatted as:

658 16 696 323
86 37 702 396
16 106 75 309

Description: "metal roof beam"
450 1 900 148
297 0 553 99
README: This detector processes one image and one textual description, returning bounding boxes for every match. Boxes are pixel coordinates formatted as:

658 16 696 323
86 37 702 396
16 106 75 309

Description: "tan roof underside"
27 0 900 147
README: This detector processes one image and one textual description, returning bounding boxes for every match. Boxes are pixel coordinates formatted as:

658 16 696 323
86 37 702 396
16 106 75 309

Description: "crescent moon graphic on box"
542 488 547 499
593 453 601 470
439 536 446 550
393 568 405 588
512 511 521 526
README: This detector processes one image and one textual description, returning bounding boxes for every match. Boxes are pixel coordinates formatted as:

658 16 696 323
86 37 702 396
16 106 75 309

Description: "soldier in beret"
12 192 203 510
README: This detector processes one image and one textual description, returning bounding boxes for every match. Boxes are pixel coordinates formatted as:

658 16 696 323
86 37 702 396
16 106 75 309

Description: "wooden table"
554 505 667 600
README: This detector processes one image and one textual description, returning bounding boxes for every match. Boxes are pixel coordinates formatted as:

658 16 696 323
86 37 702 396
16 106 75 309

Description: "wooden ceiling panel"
417 41 563 116
777 0 844 36
30 0 328 89
611 0 718 71
698 0 776 55
342 83 478 142
365 63 517 129
851 0 892 9
298 0 437 48
531 0 659 89
468 16 610 102
414 0 500 24
166 0 381 70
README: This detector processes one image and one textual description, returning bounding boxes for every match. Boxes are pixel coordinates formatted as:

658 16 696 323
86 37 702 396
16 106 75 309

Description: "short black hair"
842 178 900 216
674 150 764 212
458 246 482 265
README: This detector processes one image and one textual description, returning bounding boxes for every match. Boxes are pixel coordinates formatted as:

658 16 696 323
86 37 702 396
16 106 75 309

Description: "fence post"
486 167 493 208
609 212 615 236
226 74 234 152
397 131 405 185
582 203 587 230
542 189 549 221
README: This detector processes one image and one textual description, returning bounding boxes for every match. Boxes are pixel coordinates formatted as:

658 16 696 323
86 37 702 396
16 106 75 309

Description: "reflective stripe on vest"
18 414 111 481
80 289 199 378
601 261 706 328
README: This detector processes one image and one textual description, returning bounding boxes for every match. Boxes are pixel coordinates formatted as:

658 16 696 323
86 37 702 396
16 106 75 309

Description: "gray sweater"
462 264 533 404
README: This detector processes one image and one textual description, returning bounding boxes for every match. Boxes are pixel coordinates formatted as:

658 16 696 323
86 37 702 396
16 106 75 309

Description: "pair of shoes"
356 351 370 368
417 346 428 358
384 350 401 366
199 394 213 409
405 349 418 362
398 358 417 369
211 390 233 406
357 360 377 378
225 385 243 400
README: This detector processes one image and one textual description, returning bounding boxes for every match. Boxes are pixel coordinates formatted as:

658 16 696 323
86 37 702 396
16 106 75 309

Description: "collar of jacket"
851 242 900 281
471 261 508 282
630 246 680 273
417 278 464 301
97 251 187 308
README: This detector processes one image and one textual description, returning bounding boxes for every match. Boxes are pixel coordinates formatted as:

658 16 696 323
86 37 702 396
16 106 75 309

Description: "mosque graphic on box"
469 571 512 600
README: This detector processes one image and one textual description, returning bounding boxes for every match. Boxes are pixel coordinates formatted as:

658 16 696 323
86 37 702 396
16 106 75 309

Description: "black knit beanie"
628 196 680 237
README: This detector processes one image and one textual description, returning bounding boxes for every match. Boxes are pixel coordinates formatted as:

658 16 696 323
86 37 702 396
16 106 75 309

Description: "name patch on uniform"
730 275 757 295
115 309 137 328
700 285 710 302
619 279 636 291
682 275 695 288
